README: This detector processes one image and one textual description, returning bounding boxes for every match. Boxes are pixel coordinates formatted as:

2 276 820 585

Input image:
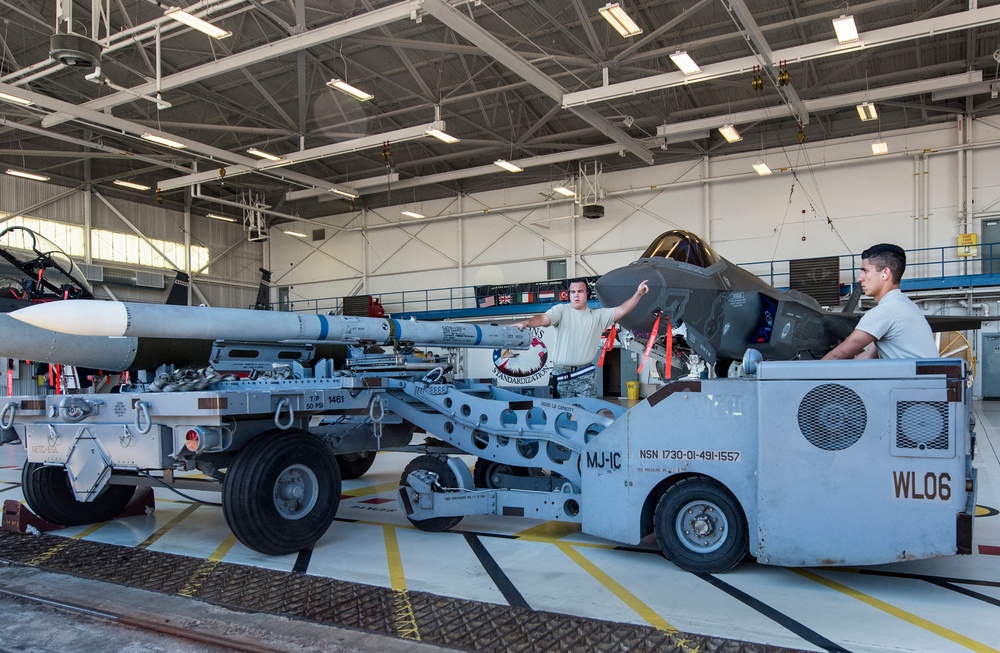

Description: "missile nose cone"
596 263 663 331
10 300 129 337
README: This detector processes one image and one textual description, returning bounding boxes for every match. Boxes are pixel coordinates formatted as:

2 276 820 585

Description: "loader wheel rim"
273 464 318 520
674 499 728 553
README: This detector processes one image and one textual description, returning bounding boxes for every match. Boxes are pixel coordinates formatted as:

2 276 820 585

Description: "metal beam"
421 0 653 165
563 4 1000 108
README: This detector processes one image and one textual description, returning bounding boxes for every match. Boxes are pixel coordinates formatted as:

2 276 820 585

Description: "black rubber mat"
0 531 807 653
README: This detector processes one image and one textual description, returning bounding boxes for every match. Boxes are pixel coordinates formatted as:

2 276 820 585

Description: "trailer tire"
337 451 377 479
400 454 462 532
472 459 528 489
223 430 341 555
21 462 135 526
654 478 748 573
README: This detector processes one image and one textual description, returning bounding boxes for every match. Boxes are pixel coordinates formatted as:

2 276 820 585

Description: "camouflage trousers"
551 365 598 398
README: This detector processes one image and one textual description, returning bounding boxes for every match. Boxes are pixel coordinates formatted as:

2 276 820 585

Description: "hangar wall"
267 118 1000 311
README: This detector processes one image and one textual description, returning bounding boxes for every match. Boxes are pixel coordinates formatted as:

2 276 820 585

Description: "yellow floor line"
556 542 676 633
794 569 1000 653
515 520 581 542
343 481 400 498
178 533 238 598
383 524 420 641
136 504 200 550
70 522 108 540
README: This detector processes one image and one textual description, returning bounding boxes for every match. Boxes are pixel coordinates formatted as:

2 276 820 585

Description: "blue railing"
278 241 1000 317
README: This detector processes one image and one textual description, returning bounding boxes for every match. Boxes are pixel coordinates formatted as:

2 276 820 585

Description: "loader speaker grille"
797 384 867 450
896 401 948 450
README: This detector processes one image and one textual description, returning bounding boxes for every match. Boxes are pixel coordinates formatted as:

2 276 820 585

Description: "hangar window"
0 215 85 257
91 229 210 273
641 230 720 268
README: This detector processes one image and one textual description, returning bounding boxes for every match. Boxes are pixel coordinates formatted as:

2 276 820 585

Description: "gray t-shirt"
545 303 616 367
855 289 938 359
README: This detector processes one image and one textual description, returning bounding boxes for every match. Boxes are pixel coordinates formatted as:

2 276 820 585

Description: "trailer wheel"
653 478 748 573
400 454 462 532
472 459 528 489
21 462 135 526
337 451 376 479
222 430 341 555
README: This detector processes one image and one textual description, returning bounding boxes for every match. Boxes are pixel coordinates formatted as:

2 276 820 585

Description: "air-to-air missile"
9 299 530 353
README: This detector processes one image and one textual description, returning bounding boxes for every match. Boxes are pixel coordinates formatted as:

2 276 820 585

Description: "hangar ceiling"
1 0 999 226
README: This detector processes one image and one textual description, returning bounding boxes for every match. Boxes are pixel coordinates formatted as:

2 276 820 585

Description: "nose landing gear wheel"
654 477 748 573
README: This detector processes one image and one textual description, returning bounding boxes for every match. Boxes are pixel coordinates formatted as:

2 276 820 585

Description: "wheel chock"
117 486 155 518
2 500 64 534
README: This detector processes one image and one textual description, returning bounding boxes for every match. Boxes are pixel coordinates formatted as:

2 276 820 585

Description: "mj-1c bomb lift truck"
0 342 977 573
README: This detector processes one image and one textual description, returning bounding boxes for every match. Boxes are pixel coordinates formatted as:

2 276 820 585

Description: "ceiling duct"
582 205 605 220
49 33 102 68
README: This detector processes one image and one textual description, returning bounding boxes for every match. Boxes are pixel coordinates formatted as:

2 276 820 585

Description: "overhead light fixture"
856 101 878 121
669 51 701 75
0 91 32 106
402 210 425 219
5 168 49 182
752 159 772 176
141 132 186 149
425 129 459 144
164 7 232 39
329 187 359 199
553 186 576 197
719 124 742 143
283 230 308 238
112 179 150 191
599 3 642 38
326 78 374 102
246 147 285 162
871 138 888 155
206 213 237 223
833 15 859 44
494 159 523 173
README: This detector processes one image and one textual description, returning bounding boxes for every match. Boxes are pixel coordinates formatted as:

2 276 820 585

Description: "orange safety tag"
598 324 617 367
637 313 660 374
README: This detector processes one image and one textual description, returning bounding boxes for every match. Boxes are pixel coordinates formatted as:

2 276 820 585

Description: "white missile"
10 300 530 350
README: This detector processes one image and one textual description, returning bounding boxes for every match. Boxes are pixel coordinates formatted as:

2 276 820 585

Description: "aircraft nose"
596 262 663 330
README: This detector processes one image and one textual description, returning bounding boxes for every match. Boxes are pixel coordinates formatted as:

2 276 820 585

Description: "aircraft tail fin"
164 271 190 305
843 282 863 314
254 268 272 310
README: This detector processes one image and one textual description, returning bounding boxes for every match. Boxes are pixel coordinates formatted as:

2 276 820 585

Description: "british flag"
498 293 513 305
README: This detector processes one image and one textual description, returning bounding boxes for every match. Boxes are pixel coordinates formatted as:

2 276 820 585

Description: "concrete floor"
0 400 998 652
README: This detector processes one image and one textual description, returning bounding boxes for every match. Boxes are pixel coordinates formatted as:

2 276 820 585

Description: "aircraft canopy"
640 230 720 269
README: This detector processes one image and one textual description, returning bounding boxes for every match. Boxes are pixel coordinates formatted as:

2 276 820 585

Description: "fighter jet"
595 229 984 375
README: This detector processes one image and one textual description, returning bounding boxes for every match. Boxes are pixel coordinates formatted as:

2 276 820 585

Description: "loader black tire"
654 477 748 573
337 451 377 479
21 462 134 526
222 430 341 555
400 454 463 532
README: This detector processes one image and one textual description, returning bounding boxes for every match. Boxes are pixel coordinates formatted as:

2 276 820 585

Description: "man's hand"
636 280 649 296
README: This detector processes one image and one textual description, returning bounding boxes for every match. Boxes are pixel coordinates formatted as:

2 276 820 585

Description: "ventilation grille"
789 256 840 306
896 401 949 450
77 263 103 282
797 383 867 450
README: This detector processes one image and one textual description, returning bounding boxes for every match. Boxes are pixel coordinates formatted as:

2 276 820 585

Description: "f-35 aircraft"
595 230 984 375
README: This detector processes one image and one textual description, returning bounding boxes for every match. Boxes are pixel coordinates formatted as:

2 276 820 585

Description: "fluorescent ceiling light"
283 230 308 238
326 78 374 102
833 15 859 44
0 91 32 106
5 168 49 182
246 147 285 162
719 124 742 143
856 102 878 121
871 138 888 155
599 3 642 38
141 132 186 149
425 129 459 144
329 187 359 199
207 213 237 223
112 179 150 191
669 51 701 75
164 7 231 39
494 159 523 173
752 159 772 176
402 210 425 219
553 186 576 197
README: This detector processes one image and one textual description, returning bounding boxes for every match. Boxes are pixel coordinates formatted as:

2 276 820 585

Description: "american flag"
498 293 513 305
478 295 496 308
